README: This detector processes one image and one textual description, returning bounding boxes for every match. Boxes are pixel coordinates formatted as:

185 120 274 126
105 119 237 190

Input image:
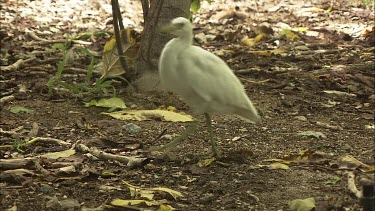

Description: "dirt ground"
1 0 374 210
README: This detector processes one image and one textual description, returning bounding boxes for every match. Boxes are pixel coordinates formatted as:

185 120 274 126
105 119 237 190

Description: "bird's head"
160 17 193 37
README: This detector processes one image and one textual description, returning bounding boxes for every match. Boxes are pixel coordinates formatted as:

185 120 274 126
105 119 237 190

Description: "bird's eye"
176 23 184 28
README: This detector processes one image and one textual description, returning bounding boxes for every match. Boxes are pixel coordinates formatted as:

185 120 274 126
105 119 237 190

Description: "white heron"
155 17 261 156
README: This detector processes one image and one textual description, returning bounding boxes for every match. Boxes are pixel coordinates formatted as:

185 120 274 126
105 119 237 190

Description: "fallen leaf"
241 36 259 47
158 204 174 211
269 162 289 170
101 28 141 77
9 106 33 114
110 199 158 206
122 181 185 201
248 49 286 56
197 158 215 167
325 177 341 185
280 29 300 40
289 197 315 211
297 131 326 139
85 97 126 109
40 149 76 159
336 155 375 173
103 110 193 122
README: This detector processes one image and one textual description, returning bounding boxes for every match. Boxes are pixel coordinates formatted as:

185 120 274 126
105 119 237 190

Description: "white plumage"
157 17 260 156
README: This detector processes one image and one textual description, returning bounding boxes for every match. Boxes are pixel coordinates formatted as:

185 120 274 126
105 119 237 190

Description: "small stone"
161 134 178 140
39 184 54 194
57 166 76 175
123 123 142 134
144 163 157 170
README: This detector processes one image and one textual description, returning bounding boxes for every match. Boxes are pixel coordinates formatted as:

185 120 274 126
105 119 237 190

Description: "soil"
1 0 374 210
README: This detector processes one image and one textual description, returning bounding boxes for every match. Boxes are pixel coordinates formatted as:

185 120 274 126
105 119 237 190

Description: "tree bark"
133 0 191 92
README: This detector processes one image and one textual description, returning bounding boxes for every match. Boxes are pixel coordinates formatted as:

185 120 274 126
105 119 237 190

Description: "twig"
347 171 363 199
239 77 270 84
26 137 71 147
2 57 36 72
0 158 35 170
0 95 15 104
40 39 92 45
111 0 129 72
76 144 148 168
27 31 92 45
27 31 46 41
0 137 71 150
151 128 168 143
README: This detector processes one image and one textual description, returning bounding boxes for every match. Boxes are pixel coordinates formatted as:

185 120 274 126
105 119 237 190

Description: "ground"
0 0 374 210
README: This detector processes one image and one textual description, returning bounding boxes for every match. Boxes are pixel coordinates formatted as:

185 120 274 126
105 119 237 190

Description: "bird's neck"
174 33 193 46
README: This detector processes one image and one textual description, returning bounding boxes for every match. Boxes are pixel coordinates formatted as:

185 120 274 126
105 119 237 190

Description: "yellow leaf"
110 199 158 206
254 34 264 42
360 53 373 59
241 36 257 47
292 27 309 32
158 204 174 211
122 181 185 201
103 110 194 122
197 157 216 167
40 149 76 159
269 162 289 170
337 155 375 173
289 197 316 211
129 188 155 200
101 28 141 77
326 3 333 12
103 36 117 52
248 49 286 56
281 29 300 40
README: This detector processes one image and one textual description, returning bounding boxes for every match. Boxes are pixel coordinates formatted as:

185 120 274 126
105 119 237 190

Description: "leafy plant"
47 42 69 93
47 41 116 95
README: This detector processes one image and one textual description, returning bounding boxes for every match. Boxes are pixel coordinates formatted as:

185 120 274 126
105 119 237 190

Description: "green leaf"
60 82 80 94
56 61 65 77
325 177 341 185
191 0 201 13
85 97 126 109
9 106 33 114
94 31 110 37
72 32 93 40
52 43 65 53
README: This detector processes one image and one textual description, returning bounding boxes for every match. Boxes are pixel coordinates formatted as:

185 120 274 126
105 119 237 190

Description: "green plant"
47 42 69 93
48 42 117 95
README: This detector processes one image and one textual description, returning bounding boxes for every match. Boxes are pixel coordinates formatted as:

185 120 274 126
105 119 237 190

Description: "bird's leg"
150 121 199 151
204 113 218 157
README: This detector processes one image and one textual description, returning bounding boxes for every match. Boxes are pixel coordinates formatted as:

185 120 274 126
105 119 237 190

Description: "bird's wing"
177 46 252 113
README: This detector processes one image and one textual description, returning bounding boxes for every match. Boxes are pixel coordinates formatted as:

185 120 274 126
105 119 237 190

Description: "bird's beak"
159 23 178 33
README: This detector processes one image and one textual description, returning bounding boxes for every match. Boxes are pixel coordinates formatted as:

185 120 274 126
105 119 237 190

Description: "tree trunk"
133 0 191 92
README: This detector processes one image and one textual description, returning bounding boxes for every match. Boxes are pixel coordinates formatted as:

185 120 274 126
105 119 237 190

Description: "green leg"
150 121 199 151
205 113 218 157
